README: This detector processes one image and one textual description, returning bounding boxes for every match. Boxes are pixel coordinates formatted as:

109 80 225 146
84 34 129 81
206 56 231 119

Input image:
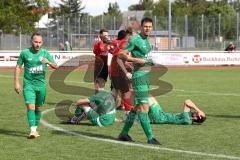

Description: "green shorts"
132 71 150 106
87 109 116 127
23 85 46 106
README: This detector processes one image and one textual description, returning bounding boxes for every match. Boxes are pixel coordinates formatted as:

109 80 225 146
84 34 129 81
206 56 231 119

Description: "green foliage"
128 0 153 11
54 0 85 17
105 2 121 16
0 0 49 34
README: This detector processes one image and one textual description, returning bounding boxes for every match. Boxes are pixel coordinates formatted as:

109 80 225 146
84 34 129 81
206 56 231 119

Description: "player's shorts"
23 85 46 106
111 75 130 94
149 105 192 125
94 56 108 81
132 71 150 106
86 109 116 127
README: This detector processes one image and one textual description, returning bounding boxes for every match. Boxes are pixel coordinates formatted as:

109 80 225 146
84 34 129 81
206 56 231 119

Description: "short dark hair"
141 17 153 26
117 30 126 40
95 78 106 88
31 32 42 40
99 29 108 34
126 27 133 35
191 112 206 124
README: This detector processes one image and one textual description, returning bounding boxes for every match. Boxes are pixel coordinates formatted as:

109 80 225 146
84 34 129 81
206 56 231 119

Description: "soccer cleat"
118 134 134 142
147 138 160 145
28 131 39 139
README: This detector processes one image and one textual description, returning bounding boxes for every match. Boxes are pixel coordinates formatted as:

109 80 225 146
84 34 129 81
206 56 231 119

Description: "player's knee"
27 104 35 110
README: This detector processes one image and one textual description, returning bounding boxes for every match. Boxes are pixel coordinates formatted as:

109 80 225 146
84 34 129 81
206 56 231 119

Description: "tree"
48 0 85 42
0 0 49 34
105 2 121 16
128 0 153 11
55 0 85 16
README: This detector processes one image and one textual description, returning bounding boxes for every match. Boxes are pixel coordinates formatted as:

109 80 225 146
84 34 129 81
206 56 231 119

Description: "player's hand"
41 58 50 65
126 72 132 80
198 111 205 118
137 58 147 64
15 83 21 94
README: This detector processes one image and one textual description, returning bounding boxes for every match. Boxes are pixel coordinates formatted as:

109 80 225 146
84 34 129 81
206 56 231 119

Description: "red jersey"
110 39 130 76
93 41 109 56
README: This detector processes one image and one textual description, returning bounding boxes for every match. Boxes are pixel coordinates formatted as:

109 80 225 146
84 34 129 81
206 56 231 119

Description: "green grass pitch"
0 67 240 160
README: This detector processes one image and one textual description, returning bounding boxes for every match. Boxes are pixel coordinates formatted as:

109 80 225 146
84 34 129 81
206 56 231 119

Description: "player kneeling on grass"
14 32 58 139
148 97 206 125
69 78 116 127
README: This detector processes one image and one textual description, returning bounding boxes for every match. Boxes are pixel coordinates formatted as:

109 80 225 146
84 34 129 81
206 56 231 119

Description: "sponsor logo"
192 55 202 63
10 56 19 61
0 56 4 61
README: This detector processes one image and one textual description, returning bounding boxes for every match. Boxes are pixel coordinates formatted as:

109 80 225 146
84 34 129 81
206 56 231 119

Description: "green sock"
75 106 84 115
35 111 42 126
27 109 36 127
138 112 153 140
120 110 137 135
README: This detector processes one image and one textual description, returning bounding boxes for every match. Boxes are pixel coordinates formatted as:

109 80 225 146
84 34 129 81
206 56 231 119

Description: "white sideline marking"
41 108 240 160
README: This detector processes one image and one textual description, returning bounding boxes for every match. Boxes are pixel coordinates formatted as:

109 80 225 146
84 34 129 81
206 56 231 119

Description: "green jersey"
125 34 152 71
17 48 54 87
148 104 192 125
88 90 116 115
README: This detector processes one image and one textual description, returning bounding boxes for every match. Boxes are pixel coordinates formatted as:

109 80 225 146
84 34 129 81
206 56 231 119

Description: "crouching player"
148 97 206 125
69 78 116 127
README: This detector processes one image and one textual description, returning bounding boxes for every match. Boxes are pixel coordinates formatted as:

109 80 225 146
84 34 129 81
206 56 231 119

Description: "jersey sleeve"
45 50 55 63
88 94 97 103
125 36 136 52
17 51 24 66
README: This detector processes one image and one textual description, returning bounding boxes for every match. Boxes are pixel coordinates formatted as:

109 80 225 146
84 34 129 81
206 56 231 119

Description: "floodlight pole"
168 0 172 50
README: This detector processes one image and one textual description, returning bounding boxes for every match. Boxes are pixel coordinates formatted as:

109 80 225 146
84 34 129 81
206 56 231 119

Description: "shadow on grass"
51 129 118 141
45 101 58 105
59 121 93 126
207 114 240 119
0 129 26 138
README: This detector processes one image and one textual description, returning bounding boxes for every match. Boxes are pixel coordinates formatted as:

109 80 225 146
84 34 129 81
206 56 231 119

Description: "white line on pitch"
41 108 240 160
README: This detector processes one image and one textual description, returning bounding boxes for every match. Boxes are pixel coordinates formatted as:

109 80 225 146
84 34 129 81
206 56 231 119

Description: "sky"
49 0 140 16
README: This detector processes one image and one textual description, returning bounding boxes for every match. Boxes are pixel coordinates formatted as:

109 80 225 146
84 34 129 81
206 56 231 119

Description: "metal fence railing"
0 14 239 51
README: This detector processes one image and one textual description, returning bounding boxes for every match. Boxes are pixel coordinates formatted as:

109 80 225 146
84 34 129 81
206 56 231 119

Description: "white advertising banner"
1 51 240 67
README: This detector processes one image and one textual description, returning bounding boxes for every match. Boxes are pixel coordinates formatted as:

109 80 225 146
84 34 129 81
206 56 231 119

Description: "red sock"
121 90 134 112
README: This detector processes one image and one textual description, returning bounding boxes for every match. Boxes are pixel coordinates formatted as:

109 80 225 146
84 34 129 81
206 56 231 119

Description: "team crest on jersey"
39 56 43 61
27 57 32 61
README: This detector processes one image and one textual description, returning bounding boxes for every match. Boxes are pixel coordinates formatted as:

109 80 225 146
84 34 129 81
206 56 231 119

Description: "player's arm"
118 49 146 64
14 65 22 94
116 57 132 80
42 51 59 69
41 58 59 69
184 99 205 117
118 37 146 64
76 98 90 105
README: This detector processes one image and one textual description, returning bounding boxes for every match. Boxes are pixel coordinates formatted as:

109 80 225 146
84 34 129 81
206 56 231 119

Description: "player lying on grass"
68 78 116 127
148 97 206 125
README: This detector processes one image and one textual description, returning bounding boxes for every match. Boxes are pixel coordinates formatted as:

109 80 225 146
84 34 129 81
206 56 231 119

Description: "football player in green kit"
14 33 58 139
117 17 160 145
148 97 206 125
69 78 116 127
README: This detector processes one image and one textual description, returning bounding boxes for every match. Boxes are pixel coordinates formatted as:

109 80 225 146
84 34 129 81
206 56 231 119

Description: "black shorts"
94 56 108 81
111 75 130 94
